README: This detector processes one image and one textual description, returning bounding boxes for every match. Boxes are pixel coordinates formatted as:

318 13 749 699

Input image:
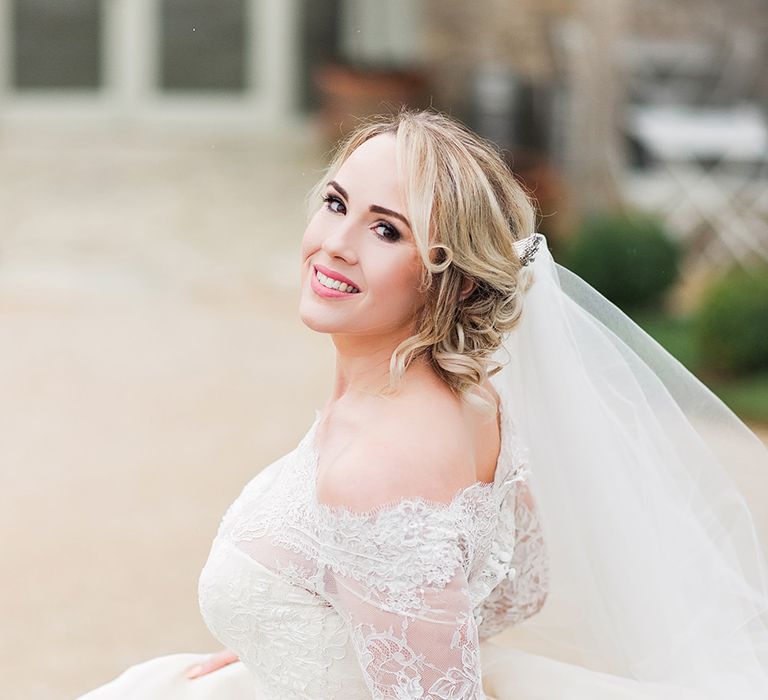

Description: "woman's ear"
458 276 476 301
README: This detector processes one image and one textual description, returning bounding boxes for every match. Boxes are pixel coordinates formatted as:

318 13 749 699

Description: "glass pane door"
158 0 247 92
12 0 102 89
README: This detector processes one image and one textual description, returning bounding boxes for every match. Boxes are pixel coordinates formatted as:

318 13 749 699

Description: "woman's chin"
298 307 346 334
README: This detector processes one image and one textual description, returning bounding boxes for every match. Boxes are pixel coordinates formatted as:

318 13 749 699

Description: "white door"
0 0 299 129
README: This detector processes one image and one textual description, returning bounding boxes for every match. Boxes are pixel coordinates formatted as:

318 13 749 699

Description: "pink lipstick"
310 265 361 299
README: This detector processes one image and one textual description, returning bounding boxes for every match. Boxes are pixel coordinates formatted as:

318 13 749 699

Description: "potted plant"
313 1 430 142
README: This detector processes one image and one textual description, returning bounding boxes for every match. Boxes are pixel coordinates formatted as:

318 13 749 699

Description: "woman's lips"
313 263 359 290
310 265 361 299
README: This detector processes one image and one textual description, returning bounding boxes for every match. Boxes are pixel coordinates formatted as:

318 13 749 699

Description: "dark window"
159 0 247 92
297 0 342 112
12 0 102 90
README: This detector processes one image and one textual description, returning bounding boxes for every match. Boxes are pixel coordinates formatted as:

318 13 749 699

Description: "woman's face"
299 133 426 342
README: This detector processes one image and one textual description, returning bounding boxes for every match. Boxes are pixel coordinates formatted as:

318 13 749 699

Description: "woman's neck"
327 340 438 406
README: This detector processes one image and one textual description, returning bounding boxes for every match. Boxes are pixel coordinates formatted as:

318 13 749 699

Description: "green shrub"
695 264 768 377
562 211 681 311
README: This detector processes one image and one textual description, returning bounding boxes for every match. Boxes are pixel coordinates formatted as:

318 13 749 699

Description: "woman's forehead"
334 135 405 204
342 133 398 172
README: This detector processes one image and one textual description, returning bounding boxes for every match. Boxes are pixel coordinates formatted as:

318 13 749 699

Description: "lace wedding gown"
77 386 704 699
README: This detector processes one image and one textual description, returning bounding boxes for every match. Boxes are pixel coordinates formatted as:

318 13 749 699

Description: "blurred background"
1 1 767 697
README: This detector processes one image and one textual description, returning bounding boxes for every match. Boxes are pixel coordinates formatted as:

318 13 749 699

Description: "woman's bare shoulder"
315 390 478 514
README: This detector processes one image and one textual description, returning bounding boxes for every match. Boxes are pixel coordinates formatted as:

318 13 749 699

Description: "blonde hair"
305 108 538 415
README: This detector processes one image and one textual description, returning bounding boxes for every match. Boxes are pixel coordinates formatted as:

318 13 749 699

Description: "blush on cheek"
300 221 327 260
299 238 319 270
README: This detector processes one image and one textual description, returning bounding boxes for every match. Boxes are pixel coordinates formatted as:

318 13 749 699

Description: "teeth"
316 269 359 293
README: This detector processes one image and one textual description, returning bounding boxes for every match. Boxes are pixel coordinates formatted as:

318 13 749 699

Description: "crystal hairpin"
513 233 542 267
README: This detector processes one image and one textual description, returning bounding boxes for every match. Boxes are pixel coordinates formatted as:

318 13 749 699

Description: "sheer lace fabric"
198 394 549 699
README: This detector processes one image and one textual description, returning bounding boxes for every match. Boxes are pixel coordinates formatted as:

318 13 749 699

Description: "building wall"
421 0 575 119
421 0 768 114
0 0 304 133
418 0 768 223
628 0 768 109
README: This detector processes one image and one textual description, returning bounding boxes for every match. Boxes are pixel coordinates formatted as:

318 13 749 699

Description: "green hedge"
695 264 768 377
563 212 681 311
633 309 768 423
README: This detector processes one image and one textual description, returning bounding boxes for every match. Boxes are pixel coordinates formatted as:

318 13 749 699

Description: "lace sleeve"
477 480 550 640
314 499 488 700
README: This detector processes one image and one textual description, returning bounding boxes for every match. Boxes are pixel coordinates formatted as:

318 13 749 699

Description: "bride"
78 109 768 699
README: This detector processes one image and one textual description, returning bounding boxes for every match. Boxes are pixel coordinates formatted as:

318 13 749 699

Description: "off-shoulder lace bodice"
198 388 549 699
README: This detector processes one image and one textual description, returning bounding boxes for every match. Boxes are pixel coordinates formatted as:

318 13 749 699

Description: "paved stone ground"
0 126 338 699
2 127 767 699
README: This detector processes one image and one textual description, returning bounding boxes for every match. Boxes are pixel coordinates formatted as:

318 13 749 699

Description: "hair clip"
513 233 543 267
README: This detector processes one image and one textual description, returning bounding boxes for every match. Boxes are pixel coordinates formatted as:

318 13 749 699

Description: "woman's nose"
321 220 358 263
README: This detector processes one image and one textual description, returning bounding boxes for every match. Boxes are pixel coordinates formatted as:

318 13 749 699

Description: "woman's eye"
373 222 401 243
322 194 345 214
322 194 400 243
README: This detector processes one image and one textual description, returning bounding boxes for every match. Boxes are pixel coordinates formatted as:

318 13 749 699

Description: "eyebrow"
327 180 412 230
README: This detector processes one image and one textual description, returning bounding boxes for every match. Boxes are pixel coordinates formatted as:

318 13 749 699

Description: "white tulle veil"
491 232 768 698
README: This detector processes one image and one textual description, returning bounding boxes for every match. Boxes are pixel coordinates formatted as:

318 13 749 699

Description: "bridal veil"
496 232 768 698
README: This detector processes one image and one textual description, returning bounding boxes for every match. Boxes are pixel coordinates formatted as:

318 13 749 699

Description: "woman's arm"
186 648 239 679
315 433 489 699
477 481 550 640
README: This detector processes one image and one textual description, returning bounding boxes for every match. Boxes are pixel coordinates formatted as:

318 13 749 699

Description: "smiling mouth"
314 266 360 294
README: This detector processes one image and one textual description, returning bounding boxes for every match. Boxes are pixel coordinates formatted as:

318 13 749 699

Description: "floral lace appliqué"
199 401 549 699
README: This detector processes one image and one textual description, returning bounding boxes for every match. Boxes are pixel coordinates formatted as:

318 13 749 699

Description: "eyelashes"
321 193 344 214
321 193 402 243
